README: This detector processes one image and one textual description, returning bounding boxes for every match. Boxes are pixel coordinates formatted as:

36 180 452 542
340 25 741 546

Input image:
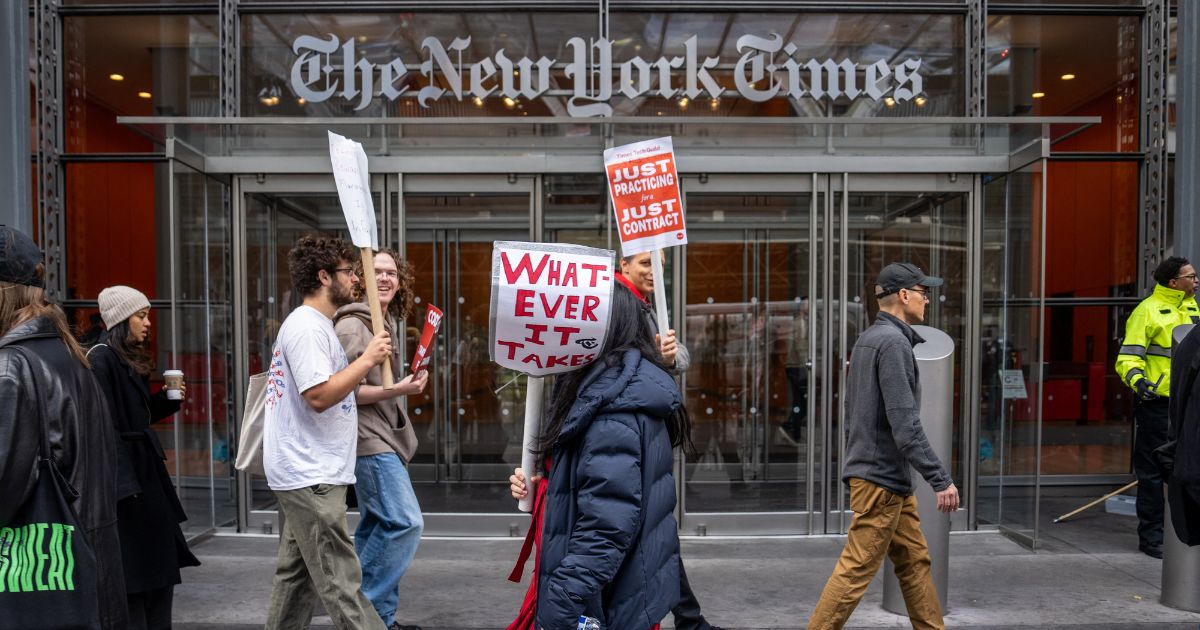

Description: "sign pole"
359 248 395 389
518 376 544 513
650 251 670 335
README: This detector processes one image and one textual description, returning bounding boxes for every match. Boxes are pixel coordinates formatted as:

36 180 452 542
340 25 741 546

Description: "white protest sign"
327 131 378 250
489 242 615 377
604 136 687 257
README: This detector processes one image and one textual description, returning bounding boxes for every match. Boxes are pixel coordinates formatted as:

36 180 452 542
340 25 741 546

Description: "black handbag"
0 347 100 629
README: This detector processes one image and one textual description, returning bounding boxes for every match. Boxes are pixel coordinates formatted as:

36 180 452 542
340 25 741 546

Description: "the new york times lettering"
0 523 77 593
291 32 924 116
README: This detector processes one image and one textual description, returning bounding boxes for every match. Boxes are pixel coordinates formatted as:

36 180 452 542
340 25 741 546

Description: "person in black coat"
90 285 200 630
515 282 692 630
0 227 128 629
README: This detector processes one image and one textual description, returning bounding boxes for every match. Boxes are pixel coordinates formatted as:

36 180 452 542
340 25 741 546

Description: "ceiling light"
473 96 484 107
914 96 927 107
884 97 896 108
297 97 306 106
1032 92 1045 99
137 91 152 99
109 73 124 81
1061 74 1076 80
503 96 516 109
710 98 719 111
679 97 689 109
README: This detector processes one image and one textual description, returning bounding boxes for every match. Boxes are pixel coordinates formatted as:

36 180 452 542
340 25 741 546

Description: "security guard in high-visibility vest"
1116 256 1200 558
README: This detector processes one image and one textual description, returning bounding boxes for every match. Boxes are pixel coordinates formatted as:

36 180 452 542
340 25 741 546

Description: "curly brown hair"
351 248 415 320
287 234 359 298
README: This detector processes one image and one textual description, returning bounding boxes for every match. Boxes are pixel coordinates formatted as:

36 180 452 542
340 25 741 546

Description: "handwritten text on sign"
411 305 443 375
604 137 687 256
327 131 378 249
489 242 614 377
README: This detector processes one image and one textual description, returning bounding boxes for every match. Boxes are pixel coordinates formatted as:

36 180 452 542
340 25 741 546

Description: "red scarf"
506 460 659 630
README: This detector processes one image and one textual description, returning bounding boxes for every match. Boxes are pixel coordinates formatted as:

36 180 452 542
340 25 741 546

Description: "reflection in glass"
64 15 219 153
683 194 814 515
404 191 529 512
987 14 1139 152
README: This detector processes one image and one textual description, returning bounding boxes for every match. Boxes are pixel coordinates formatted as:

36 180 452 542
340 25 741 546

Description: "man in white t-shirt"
264 235 392 630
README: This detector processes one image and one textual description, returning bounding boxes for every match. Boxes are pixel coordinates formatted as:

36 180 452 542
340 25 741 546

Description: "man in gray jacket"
808 262 959 630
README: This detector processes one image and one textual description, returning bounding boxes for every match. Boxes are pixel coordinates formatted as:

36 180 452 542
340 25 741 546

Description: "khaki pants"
265 484 387 630
808 478 943 630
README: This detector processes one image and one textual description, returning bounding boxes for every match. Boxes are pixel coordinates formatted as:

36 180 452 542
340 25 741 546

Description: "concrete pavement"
175 501 1200 629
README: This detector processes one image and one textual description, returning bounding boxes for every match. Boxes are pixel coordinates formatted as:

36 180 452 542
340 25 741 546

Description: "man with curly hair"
264 234 394 630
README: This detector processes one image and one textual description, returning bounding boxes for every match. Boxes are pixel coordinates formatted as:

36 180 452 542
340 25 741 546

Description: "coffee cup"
163 370 184 400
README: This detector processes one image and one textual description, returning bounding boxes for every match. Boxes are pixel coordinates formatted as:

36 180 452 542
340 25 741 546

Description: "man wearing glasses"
808 262 958 630
1116 256 1200 559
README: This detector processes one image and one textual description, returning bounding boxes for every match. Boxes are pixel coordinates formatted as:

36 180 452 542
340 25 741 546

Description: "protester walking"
89 285 200 629
263 235 391 630
334 248 428 630
0 227 128 629
509 281 689 630
1116 256 1200 559
807 262 959 630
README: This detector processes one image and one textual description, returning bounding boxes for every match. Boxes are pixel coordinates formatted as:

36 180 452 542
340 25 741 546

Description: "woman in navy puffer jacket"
531 282 691 630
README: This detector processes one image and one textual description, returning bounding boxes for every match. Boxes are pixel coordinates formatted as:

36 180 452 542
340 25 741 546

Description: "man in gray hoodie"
808 262 959 630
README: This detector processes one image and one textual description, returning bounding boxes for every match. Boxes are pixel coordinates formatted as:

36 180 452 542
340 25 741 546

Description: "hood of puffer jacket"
556 349 681 445
334 300 372 319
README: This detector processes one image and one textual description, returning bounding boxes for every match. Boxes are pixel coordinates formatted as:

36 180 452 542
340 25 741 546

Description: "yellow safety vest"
1115 284 1200 397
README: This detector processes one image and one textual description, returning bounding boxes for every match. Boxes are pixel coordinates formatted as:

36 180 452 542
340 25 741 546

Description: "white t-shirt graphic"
263 305 358 491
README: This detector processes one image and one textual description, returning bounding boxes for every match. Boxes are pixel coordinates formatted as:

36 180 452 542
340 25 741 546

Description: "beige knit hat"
98 285 151 329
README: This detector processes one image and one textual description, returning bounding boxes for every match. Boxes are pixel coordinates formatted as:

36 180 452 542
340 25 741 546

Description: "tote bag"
235 372 268 477
0 348 101 629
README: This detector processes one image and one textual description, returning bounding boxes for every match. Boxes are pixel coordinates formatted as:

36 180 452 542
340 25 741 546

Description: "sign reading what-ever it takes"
604 137 687 256
489 242 615 377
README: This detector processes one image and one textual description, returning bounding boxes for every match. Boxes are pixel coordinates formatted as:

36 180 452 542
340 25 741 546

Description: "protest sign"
604 136 687 257
489 241 615 511
411 304 443 376
489 242 615 377
328 130 392 388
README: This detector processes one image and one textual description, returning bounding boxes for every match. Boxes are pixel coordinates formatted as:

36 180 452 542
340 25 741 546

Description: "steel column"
1 0 31 234
1177 0 1199 260
1141 0 1169 288
36 0 64 299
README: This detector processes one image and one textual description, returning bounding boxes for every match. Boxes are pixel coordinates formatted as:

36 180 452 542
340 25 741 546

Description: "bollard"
882 325 953 616
1162 324 1200 611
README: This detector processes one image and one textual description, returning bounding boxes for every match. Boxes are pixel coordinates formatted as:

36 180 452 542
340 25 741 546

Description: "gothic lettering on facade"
289 33 925 115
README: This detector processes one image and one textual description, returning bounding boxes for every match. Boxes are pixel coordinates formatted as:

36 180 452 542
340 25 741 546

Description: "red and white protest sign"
410 304 443 376
489 242 615 377
604 137 687 256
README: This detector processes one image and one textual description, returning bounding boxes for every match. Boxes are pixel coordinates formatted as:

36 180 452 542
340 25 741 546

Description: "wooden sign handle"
360 248 395 389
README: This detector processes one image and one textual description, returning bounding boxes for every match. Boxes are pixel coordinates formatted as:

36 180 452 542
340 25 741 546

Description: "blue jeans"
354 453 424 627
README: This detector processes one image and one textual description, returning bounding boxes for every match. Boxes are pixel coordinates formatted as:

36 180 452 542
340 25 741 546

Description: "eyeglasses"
1175 273 1199 281
376 270 399 279
903 287 931 300
331 267 356 277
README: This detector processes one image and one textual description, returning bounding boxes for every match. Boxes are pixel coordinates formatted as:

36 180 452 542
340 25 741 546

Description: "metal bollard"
1162 324 1200 611
882 325 953 616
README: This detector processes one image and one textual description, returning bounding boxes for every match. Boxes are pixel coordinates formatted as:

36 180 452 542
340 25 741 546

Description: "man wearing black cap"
808 262 958 630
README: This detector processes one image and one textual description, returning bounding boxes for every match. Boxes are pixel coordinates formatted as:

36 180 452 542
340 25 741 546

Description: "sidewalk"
176 500 1200 629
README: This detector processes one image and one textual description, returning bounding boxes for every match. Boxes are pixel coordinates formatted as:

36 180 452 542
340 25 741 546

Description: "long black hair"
534 282 693 461
104 319 155 378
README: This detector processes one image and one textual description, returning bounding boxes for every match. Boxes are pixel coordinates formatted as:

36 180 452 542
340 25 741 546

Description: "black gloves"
1136 378 1161 401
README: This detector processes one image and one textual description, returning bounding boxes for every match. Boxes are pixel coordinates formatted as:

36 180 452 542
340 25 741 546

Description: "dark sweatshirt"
841 311 952 496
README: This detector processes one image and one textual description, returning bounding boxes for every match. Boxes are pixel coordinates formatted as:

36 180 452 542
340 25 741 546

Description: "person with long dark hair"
89 285 200 629
0 227 128 629
510 281 691 630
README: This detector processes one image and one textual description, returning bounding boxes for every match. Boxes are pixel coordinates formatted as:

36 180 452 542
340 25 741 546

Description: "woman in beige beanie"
90 285 200 629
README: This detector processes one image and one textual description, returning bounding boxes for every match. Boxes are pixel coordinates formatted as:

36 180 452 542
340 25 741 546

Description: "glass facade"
34 1 1180 544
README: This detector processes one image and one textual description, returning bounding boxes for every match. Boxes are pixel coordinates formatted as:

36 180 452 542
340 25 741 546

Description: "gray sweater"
841 312 952 496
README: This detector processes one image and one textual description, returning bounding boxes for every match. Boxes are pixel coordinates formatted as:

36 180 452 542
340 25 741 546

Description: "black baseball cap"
0 226 45 288
875 262 942 299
